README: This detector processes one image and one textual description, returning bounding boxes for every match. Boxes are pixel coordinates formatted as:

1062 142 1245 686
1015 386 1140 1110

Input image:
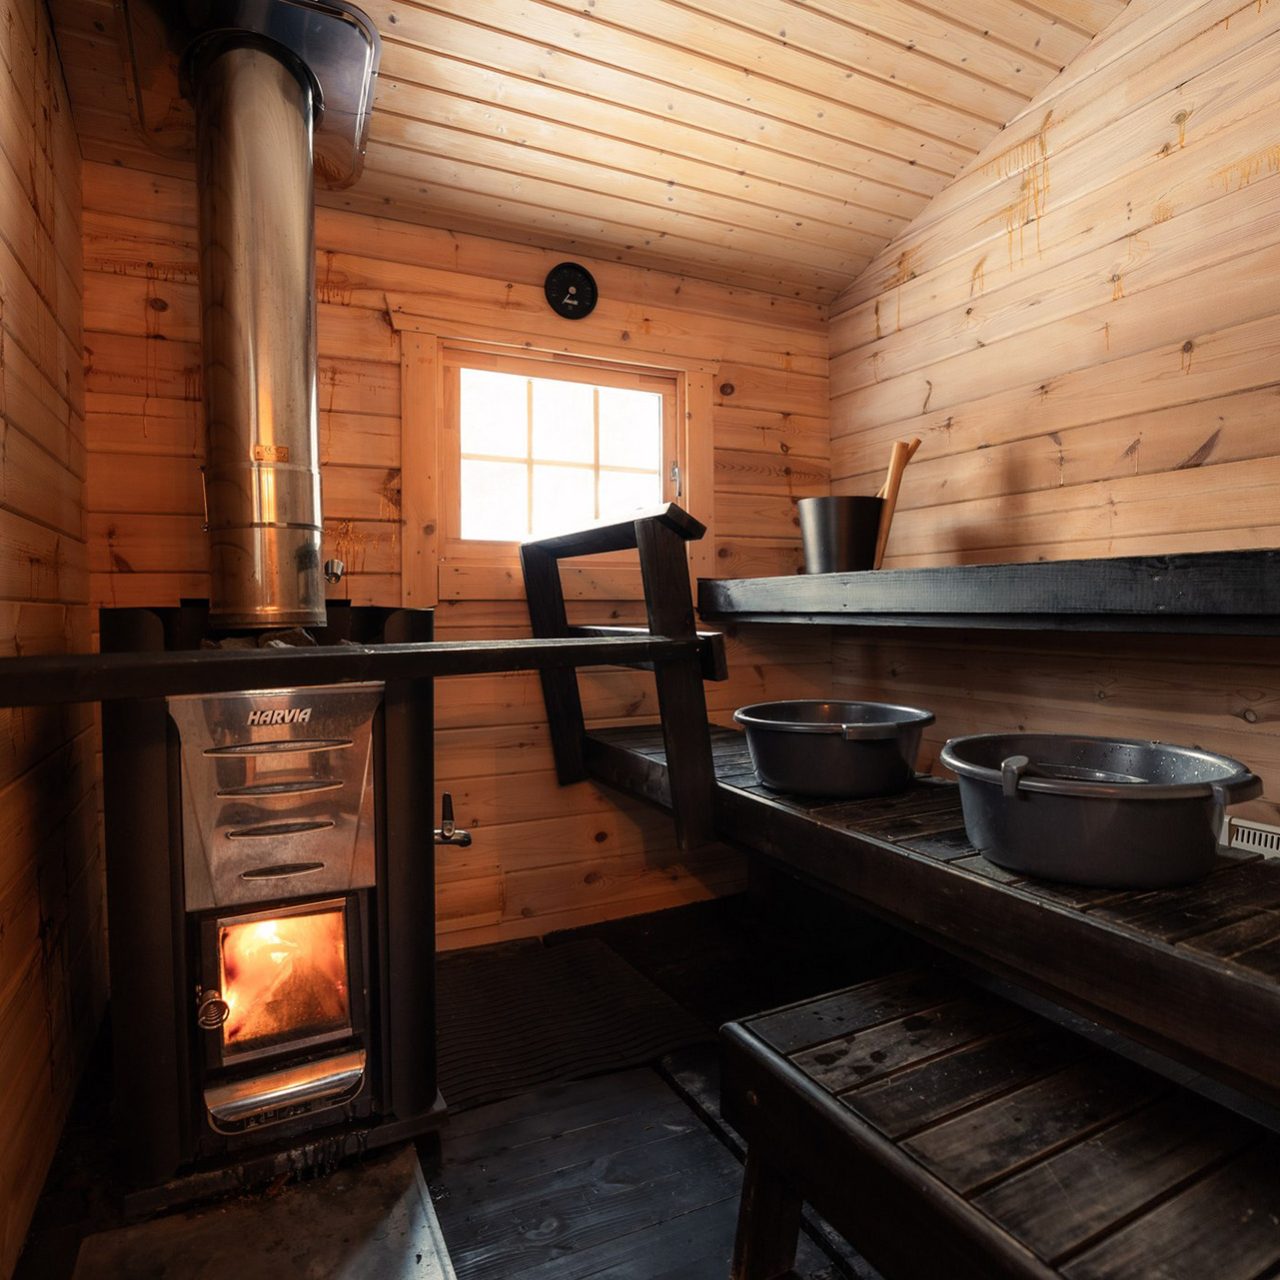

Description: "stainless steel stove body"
170 683 380 1133
101 603 439 1191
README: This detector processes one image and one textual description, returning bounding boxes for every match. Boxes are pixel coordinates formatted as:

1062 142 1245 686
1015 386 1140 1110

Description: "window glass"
531 378 594 463
598 469 662 517
532 465 596 536
456 364 668 541
460 459 528 541
459 369 527 458
599 387 662 470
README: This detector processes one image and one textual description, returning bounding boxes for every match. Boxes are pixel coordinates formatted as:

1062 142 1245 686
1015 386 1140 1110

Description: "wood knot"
719 382 736 397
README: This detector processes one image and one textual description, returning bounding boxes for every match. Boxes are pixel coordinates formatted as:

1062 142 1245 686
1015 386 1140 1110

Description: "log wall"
82 160 832 948
831 0 1280 824
0 1 102 1273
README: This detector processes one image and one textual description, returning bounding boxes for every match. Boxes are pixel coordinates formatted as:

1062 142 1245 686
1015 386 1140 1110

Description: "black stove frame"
100 601 440 1194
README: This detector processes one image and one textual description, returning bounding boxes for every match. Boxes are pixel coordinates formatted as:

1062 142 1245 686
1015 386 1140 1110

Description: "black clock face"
544 262 598 320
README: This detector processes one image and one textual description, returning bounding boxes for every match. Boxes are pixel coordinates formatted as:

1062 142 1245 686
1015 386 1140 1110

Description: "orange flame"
220 909 349 1052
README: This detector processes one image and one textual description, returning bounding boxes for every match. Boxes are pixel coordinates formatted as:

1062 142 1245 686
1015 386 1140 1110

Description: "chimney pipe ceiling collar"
119 0 381 188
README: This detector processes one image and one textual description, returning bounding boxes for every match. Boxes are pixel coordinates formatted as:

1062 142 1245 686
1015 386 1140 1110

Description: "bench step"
722 969 1280 1280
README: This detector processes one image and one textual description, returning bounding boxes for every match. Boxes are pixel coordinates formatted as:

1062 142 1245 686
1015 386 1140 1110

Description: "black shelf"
697 549 1280 634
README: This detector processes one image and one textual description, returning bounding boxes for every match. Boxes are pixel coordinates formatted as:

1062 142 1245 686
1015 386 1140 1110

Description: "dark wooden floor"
426 892 900 1279
429 1065 862 1280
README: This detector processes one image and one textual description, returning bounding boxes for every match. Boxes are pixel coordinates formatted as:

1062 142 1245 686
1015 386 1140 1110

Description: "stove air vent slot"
204 738 353 757
226 819 336 840
239 862 326 880
217 779 344 799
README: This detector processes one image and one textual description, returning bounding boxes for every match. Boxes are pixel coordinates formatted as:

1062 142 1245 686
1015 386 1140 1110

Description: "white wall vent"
1225 818 1280 858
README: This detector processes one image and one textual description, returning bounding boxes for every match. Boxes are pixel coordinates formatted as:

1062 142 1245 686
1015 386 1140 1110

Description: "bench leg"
731 1147 803 1280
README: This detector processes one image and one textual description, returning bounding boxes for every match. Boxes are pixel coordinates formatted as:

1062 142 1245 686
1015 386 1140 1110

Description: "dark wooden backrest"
520 504 722 849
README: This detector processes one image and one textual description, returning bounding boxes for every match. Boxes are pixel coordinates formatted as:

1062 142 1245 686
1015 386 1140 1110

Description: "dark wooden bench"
722 968 1280 1280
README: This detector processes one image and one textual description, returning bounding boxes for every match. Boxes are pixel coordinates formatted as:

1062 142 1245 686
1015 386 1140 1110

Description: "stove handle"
434 792 472 847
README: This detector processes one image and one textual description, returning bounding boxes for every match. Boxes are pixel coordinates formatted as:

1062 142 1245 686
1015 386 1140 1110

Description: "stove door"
198 896 366 1068
195 895 371 1133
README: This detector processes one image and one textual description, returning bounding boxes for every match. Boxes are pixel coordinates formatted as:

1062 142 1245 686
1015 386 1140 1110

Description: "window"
443 350 678 548
396 332 713 607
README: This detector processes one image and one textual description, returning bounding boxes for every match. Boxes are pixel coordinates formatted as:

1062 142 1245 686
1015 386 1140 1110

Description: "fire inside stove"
219 902 350 1058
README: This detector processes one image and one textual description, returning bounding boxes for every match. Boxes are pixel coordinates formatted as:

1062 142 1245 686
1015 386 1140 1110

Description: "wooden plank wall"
0 1 102 1273
82 159 832 949
830 0 1280 824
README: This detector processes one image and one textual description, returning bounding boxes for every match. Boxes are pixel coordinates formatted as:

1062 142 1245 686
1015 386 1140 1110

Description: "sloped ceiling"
52 0 1125 301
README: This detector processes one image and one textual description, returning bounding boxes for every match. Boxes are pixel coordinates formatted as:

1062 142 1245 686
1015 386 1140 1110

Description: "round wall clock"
544 262 598 320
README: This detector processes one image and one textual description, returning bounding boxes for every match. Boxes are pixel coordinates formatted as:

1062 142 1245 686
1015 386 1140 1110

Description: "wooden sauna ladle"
873 436 921 569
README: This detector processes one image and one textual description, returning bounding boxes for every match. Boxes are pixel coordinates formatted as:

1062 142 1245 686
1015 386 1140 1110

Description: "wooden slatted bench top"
584 724 1280 1106
722 968 1280 1280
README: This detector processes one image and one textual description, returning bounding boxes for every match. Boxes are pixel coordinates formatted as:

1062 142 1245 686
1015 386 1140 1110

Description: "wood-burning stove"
100 602 442 1200
171 677 381 1140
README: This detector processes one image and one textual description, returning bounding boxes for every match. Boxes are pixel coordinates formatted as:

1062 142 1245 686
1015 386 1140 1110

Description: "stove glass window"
218 903 350 1057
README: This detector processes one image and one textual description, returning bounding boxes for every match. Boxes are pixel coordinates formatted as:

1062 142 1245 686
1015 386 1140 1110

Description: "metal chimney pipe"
193 41 325 629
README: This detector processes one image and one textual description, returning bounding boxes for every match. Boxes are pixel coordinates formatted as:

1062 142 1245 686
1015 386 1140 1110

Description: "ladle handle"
873 437 920 569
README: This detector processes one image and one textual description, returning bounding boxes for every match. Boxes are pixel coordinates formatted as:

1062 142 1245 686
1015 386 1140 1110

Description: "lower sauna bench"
721 967 1280 1280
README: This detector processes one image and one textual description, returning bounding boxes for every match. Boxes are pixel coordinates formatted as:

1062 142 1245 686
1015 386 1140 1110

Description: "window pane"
599 387 662 469
460 369 527 458
531 465 595 537
531 378 594 463
461 459 528 541
599 469 662 517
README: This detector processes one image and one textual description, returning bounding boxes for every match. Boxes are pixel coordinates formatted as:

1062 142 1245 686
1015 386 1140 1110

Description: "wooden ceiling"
52 0 1125 301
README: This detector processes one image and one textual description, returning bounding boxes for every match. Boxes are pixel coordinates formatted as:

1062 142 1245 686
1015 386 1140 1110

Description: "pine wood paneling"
81 160 832 951
0 1 98 1273
830 0 1280 824
48 0 1121 301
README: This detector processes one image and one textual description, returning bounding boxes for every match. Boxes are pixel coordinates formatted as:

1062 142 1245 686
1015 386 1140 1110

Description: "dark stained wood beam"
521 504 718 851
0 636 702 707
566 625 728 681
525 503 705 559
698 549 1280 633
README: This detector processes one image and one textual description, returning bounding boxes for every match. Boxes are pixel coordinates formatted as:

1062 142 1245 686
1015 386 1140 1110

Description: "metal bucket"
797 497 883 574
941 732 1262 888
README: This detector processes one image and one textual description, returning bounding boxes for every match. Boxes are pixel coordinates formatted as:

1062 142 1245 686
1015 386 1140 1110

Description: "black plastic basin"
733 700 935 798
